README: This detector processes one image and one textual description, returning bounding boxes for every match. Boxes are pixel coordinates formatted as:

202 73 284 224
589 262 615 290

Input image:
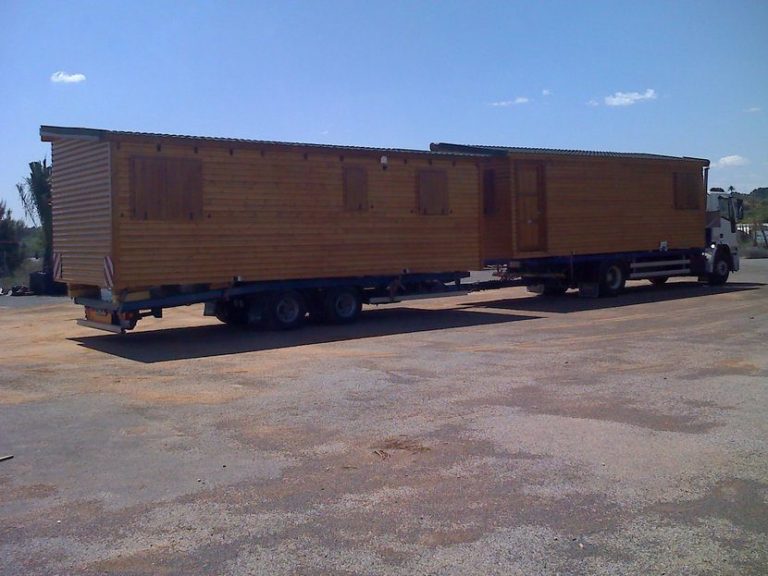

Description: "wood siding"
479 158 512 261
109 141 481 291
497 155 706 260
547 158 705 256
51 139 112 287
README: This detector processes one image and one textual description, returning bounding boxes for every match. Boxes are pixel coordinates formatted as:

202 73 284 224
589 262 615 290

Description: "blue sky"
1 0 766 222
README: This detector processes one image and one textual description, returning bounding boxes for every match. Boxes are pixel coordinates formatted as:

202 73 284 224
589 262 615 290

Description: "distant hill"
738 187 768 222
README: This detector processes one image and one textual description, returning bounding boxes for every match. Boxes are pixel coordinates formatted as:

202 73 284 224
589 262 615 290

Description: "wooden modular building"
431 143 709 264
41 126 483 298
41 126 710 301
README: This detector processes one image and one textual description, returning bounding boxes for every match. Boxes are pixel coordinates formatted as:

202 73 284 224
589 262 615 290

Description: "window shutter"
418 170 449 215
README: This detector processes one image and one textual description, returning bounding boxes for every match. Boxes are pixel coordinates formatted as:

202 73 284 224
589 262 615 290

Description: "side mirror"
736 199 744 221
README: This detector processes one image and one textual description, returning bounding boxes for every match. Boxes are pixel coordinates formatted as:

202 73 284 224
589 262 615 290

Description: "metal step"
369 290 468 305
630 259 690 269
630 268 690 279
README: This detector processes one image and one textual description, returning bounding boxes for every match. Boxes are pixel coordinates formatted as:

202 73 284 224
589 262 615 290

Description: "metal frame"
75 271 470 314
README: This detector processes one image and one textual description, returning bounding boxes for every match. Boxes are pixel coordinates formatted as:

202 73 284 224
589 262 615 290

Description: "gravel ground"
1 260 767 575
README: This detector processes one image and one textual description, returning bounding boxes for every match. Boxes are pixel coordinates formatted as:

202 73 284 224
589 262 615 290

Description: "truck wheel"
541 280 568 296
323 287 362 324
215 301 247 326
267 290 306 330
708 254 730 285
599 261 626 296
649 276 668 286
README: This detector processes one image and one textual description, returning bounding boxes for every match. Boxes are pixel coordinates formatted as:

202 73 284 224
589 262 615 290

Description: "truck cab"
705 188 744 283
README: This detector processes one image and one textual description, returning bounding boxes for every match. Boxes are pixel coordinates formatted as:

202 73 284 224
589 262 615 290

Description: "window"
483 169 496 215
718 196 735 221
417 170 449 215
673 172 700 210
130 157 203 220
343 166 368 211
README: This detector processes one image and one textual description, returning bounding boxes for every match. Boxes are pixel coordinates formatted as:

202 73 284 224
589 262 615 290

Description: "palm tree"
17 160 52 273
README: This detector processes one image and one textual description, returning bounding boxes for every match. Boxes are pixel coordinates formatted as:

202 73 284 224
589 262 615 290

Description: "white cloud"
587 99 600 107
713 155 749 168
604 88 656 107
50 71 86 83
489 97 530 107
542 89 551 96
746 106 761 113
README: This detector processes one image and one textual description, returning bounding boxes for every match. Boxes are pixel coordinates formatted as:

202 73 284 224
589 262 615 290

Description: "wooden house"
41 126 483 298
431 143 709 264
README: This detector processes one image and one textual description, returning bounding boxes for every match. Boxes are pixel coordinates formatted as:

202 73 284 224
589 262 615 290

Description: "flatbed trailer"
73 243 728 334
75 271 478 334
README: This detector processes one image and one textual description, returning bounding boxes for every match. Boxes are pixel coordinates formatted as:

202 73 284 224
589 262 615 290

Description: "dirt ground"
1 261 767 575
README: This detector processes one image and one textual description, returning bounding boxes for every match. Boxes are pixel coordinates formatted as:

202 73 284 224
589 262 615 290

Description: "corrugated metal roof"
39 127 709 164
39 125 485 158
430 142 709 164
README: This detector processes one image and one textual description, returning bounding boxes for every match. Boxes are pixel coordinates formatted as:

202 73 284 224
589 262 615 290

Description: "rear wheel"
267 290 306 330
215 301 247 326
599 261 626 296
323 287 362 324
649 276 669 286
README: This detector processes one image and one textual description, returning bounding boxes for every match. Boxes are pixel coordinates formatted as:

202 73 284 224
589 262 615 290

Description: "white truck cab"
705 188 744 284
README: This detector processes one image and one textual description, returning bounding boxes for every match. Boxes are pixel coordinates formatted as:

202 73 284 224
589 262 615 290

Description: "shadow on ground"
71 307 539 363
71 281 763 363
468 281 764 314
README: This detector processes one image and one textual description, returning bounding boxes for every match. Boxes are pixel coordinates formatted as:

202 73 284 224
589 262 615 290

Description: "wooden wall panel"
489 155 707 259
50 140 112 287
109 141 481 291
479 158 512 262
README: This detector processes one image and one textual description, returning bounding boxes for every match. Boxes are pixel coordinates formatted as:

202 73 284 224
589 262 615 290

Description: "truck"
41 126 742 334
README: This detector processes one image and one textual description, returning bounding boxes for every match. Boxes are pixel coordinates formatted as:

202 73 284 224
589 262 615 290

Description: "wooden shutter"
130 157 164 220
343 166 368 211
130 157 203 220
417 170 449 215
165 158 203 220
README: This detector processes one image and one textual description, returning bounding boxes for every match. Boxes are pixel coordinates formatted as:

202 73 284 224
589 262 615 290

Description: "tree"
17 160 52 273
0 201 25 276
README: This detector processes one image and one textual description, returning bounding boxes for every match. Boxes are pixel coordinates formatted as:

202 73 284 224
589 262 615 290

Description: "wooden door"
515 163 547 252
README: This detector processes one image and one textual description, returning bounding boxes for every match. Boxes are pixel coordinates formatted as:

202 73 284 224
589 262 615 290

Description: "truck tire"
541 280 568 296
649 276 668 286
267 290 306 330
708 253 730 286
215 301 247 326
323 287 362 324
598 261 626 296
